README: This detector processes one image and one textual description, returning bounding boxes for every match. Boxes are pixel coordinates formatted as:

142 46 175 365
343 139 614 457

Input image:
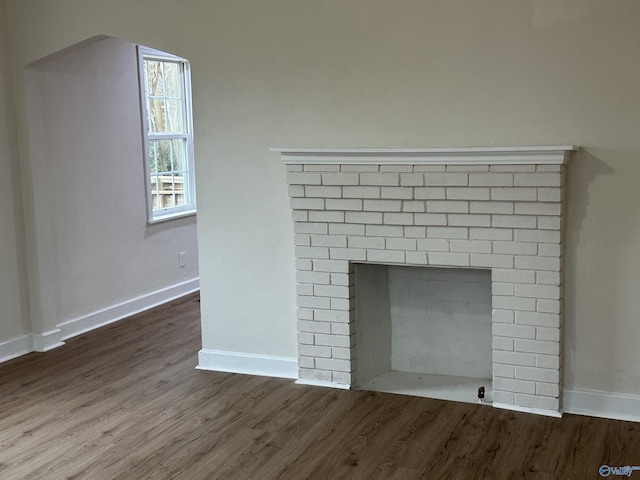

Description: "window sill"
147 209 197 225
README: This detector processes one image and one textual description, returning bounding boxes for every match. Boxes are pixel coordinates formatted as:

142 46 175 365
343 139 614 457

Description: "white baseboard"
295 379 351 390
59 278 200 340
0 334 33 363
493 402 563 418
197 349 298 379
563 388 640 423
32 328 65 352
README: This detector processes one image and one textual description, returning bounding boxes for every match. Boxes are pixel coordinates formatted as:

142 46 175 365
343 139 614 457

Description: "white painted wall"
2 1 640 405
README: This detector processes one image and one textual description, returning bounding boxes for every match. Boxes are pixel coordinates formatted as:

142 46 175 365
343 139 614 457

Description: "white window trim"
137 45 197 224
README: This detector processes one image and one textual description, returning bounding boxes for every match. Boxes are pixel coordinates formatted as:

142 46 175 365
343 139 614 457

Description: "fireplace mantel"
272 146 577 165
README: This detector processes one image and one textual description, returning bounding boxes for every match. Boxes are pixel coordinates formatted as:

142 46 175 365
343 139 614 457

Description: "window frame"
137 45 196 224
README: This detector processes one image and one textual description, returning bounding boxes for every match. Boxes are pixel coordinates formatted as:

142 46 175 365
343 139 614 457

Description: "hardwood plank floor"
1 292 638 479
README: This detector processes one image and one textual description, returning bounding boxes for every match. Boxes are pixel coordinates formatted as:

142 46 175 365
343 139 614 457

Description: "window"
137 46 196 223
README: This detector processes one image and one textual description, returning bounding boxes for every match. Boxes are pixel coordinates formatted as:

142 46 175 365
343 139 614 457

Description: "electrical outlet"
178 252 186 268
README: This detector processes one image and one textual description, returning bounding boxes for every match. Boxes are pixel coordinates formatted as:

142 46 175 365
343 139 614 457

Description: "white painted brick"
315 358 352 372
289 185 305 197
309 211 344 223
515 311 559 327
381 187 413 199
298 332 314 345
287 164 303 172
325 199 362 211
514 394 559 411
295 234 311 246
296 260 313 272
297 295 331 309
427 227 468 239
287 172 322 185
492 308 514 323
469 173 513 187
315 333 353 348
329 247 366 261
537 165 563 172
296 284 314 296
345 211 383 224
405 251 428 264
491 215 536 229
493 323 536 339
514 173 562 187
304 164 340 172
314 284 350 298
446 187 490 200
538 216 562 230
471 254 514 268
401 174 425 186
414 213 447 226
368 249 406 263
381 164 413 172
332 371 353 385
492 282 514 296
296 246 329 259
428 252 469 267
322 173 359 185
403 201 426 213
291 210 308 222
515 339 559 355
447 165 488 172
493 269 536 284
315 309 351 322
492 391 515 405
404 226 427 238
425 173 468 186
298 345 332 358
536 271 561 285
536 299 561 314
493 350 536 367
294 222 328 234
450 240 491 254
384 213 414 225
298 320 331 334
298 356 315 368
492 295 536 311
515 284 561 300
331 347 353 360
313 259 350 273
492 241 537 255
305 186 342 198
330 223 365 235
493 377 536 395
298 369 333 382
363 200 402 212
537 188 562 202
536 354 560 369
515 256 560 271
493 364 515 378
290 198 325 210
311 235 347 248
490 164 535 173
536 327 560 342
331 298 353 311
514 202 561 216
343 186 381 199
491 187 537 201
493 336 514 351
470 201 514 214
536 382 559 397
330 322 353 336
469 227 512 241
341 164 378 172
448 214 491 227
414 187 446 199
348 236 385 249
414 165 446 172
426 200 468 213
366 225 404 237
386 237 417 250
297 307 314 320
417 238 450 251
360 173 399 186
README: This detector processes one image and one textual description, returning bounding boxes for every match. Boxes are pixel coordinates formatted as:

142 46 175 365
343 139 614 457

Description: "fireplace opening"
354 263 493 405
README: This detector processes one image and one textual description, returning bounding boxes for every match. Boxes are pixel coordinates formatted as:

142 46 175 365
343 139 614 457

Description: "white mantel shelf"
272 146 578 165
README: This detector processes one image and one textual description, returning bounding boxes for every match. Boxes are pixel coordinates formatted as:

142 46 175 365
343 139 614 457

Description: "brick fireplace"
276 146 576 417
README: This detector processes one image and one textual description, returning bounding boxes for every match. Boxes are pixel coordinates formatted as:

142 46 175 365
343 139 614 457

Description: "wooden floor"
1 293 638 479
